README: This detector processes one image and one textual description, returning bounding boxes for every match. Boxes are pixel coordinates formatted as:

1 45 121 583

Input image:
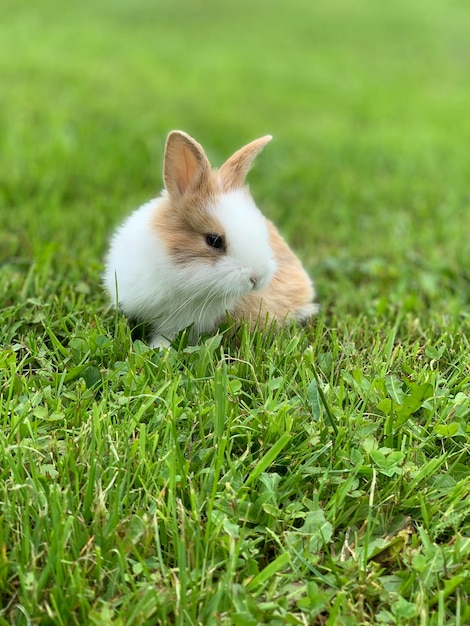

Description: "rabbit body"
103 131 317 347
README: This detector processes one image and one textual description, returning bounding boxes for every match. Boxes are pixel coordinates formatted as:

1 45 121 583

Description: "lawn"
1 0 469 624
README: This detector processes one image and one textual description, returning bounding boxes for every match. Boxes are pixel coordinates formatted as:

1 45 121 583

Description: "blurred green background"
1 0 469 315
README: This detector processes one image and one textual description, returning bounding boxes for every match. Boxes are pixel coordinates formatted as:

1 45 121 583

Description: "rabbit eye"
205 233 225 250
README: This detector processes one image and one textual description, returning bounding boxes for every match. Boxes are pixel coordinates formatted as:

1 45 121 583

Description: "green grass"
1 0 469 624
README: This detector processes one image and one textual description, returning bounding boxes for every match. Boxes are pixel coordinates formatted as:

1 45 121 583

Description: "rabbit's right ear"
163 131 211 198
219 135 272 190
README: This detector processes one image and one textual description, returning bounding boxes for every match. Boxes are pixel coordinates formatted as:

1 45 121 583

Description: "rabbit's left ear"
220 135 272 190
163 130 211 198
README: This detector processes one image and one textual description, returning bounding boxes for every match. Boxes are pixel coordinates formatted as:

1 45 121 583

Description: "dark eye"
205 233 225 250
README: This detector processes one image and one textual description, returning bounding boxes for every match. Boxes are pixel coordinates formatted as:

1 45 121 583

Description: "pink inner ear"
164 131 211 197
181 148 199 192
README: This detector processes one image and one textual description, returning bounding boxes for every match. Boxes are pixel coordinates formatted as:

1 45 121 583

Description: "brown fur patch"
152 171 227 266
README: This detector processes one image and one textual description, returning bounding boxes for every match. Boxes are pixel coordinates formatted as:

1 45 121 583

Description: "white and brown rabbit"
103 130 318 347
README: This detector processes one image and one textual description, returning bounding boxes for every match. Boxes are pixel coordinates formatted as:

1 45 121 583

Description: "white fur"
210 190 275 291
103 190 276 347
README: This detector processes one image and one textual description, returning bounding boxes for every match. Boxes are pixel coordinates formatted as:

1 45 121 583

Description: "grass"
1 0 469 623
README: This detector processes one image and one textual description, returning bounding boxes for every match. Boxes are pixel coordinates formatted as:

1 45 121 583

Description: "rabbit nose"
250 274 260 289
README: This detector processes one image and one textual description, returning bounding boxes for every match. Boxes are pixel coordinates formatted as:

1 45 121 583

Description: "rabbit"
103 130 318 348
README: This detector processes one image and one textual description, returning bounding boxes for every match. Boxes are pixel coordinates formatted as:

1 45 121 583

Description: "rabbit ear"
163 131 211 197
220 135 272 190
